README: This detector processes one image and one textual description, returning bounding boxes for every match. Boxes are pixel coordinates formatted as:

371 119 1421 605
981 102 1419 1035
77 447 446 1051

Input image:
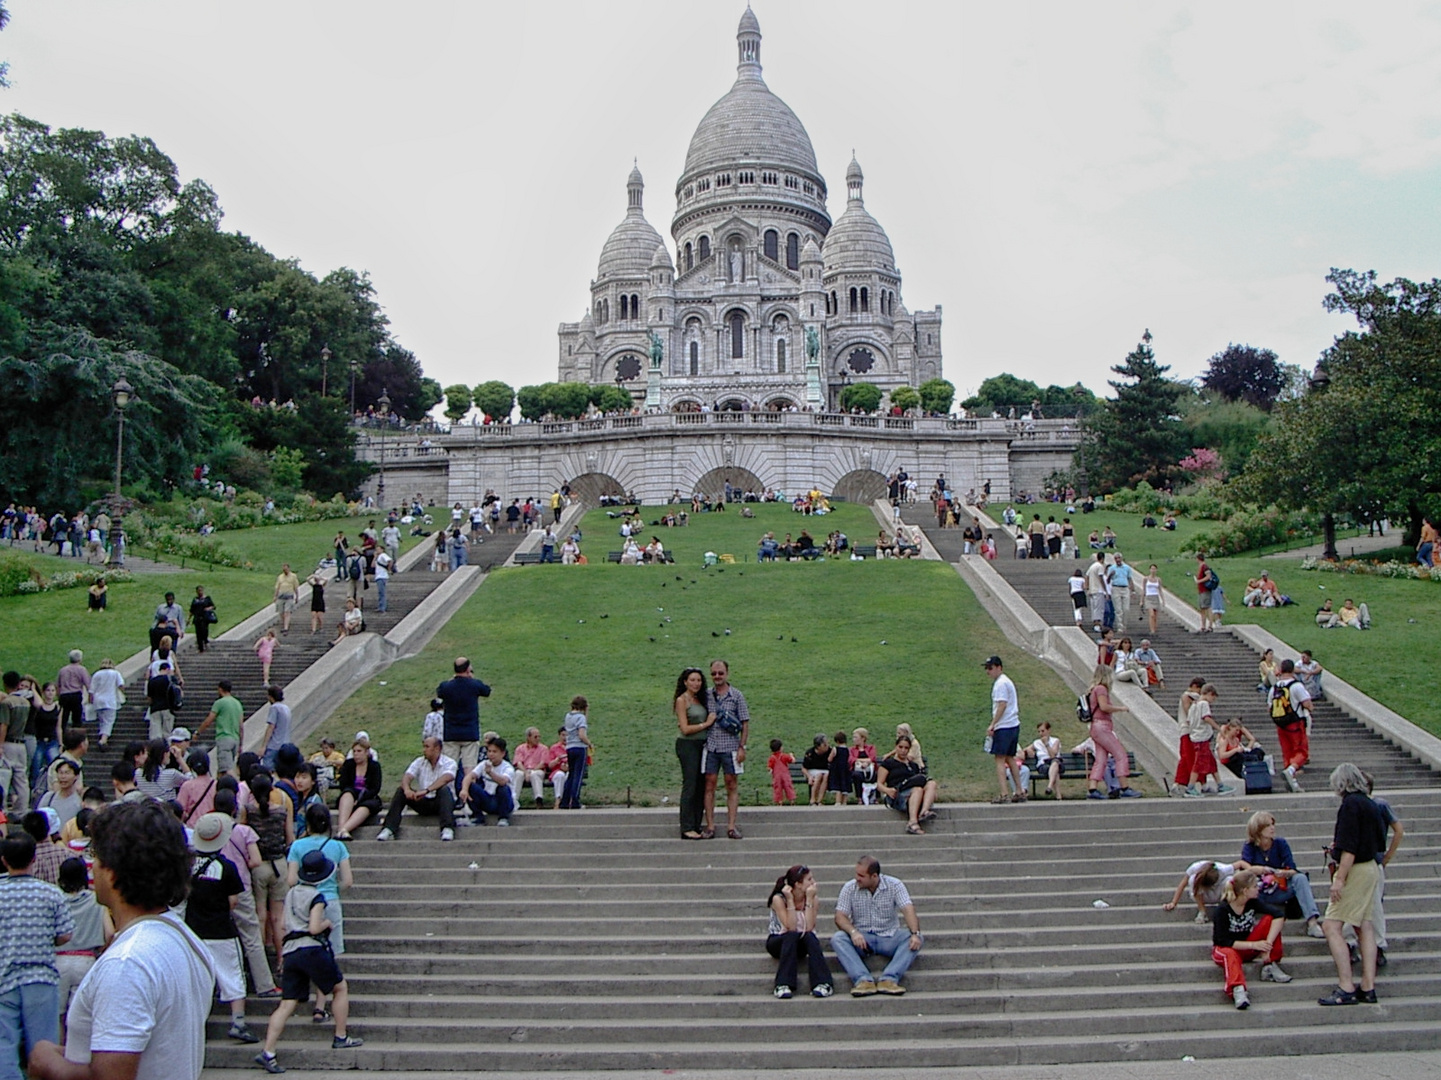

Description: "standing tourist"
195 681 244 776
434 657 491 786
701 660 749 841
1142 564 1165 635
1083 666 1142 800
183 814 258 1044
673 668 712 840
1084 554 1108 633
373 552 391 613
307 570 327 634
28 801 215 1080
983 656 1024 804
272 564 300 635
1067 567 1087 626
260 686 292 771
1195 552 1218 633
1269 659 1312 792
153 593 185 645
0 832 73 1072
0 672 32 815
1317 763 1386 1006
189 586 216 653
87 661 123 755
55 653 89 733
557 698 592 811
1109 554 1135 633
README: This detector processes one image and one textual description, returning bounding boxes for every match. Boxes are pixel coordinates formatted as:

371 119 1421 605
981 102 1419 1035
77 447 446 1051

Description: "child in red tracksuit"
1211 869 1290 1009
768 740 796 805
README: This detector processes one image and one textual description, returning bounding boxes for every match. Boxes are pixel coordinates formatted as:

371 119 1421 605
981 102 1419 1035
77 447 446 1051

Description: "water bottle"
983 734 993 753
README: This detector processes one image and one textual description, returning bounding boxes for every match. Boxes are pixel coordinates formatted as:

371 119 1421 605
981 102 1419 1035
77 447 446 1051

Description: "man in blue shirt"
1109 554 1136 634
435 657 491 783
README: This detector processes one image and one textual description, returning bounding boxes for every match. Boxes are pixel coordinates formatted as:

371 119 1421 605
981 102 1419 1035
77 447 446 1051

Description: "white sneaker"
1194 910 1210 924
440 828 454 842
1307 920 1326 939
1261 963 1292 983
1283 767 1301 792
375 828 394 842
1232 986 1250 1009
497 818 510 827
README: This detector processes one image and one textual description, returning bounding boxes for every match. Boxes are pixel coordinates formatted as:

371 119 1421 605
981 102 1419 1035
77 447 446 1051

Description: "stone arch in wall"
565 472 630 507
831 469 889 503
691 466 765 500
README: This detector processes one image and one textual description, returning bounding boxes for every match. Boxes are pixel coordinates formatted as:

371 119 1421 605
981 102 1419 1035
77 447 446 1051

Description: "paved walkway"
1264 530 1402 560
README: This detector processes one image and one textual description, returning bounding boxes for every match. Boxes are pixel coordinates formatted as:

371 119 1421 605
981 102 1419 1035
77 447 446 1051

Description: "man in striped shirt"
830 856 923 996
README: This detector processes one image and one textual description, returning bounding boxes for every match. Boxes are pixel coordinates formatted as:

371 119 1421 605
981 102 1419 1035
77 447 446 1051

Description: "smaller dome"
824 157 896 273
628 162 644 186
650 244 673 269
738 5 760 36
597 168 664 279
845 155 863 185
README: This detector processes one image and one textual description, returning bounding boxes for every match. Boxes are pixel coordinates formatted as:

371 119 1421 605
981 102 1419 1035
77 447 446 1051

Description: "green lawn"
1069 507 1438 735
0 515 419 679
330 503 1106 804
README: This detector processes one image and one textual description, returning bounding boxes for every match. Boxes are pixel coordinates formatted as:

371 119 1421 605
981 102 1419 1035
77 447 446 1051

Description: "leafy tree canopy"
472 380 515 423
0 113 433 505
918 378 956 416
1201 343 1286 411
1237 269 1441 541
516 382 630 421
442 384 472 423
960 375 1099 418
840 381 883 413
889 385 920 412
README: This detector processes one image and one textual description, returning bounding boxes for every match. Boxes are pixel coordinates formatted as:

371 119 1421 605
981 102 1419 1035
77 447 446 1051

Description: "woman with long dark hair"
766 864 832 999
135 738 188 802
673 667 713 840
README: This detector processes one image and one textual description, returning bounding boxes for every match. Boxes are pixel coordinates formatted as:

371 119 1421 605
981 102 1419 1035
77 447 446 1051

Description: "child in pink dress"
253 628 278 683
768 739 796 805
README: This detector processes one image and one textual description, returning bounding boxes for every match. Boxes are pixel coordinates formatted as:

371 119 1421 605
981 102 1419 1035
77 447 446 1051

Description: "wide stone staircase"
87 544 518 782
903 506 1440 792
201 792 1441 1074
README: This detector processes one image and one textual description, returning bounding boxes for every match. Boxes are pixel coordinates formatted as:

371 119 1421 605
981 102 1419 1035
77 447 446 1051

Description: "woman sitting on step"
1234 811 1326 940
765 864 833 999
333 737 384 841
1211 869 1292 1010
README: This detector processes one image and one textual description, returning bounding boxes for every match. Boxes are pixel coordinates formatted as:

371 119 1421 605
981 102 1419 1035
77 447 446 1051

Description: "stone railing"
355 413 1081 459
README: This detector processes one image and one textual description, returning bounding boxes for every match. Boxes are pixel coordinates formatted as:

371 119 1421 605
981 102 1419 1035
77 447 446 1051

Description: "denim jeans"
29 739 59 795
0 982 59 1080
375 576 388 613
829 928 918 985
560 747 587 808
468 784 514 821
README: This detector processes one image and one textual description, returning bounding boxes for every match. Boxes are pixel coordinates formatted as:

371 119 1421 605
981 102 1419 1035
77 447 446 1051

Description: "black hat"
982 655 1003 668
297 850 335 884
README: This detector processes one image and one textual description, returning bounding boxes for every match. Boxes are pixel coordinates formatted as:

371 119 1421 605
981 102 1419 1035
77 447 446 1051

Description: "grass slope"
1051 508 1438 735
0 517 418 678
333 504 1104 804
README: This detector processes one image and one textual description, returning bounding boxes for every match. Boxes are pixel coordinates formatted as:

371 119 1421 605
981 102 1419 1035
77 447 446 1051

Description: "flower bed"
1299 556 1437 581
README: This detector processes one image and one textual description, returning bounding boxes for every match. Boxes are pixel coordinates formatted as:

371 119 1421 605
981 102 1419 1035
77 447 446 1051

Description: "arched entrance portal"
692 466 764 501
832 469 888 503
565 472 630 507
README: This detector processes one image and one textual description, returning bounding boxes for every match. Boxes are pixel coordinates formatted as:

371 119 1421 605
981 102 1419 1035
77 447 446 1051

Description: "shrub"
0 558 135 598
1186 506 1321 556
1300 556 1438 581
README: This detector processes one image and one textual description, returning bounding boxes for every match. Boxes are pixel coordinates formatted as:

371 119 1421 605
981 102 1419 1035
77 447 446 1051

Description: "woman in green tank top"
674 668 714 840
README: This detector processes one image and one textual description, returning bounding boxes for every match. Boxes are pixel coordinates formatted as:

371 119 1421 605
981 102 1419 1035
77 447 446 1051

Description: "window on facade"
699 236 711 261
684 243 693 271
689 342 699 376
776 339 786 374
860 287 869 313
683 185 693 200
785 232 799 270
631 294 640 319
849 288 858 314
762 171 777 185
829 291 838 315
730 312 745 359
619 295 628 320
763 230 778 261
927 333 933 345
717 174 731 187
803 181 814 195
739 171 754 184
809 303 815 317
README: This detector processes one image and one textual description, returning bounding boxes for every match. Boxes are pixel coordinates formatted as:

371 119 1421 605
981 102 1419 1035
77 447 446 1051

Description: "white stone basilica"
557 8 943 414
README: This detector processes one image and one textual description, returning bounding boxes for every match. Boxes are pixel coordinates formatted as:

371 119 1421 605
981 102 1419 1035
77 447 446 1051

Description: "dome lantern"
737 6 762 80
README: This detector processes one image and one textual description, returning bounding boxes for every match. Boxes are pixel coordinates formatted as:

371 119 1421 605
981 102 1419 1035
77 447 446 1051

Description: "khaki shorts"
1324 858 1380 927
275 594 297 615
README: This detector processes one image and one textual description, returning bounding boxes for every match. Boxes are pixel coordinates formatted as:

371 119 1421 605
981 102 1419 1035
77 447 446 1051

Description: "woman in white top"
89 658 125 745
1143 564 1165 635
1114 637 1146 685
765 864 832 999
1030 721 1064 799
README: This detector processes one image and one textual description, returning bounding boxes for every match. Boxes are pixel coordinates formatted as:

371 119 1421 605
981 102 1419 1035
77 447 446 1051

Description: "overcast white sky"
7 1 1441 403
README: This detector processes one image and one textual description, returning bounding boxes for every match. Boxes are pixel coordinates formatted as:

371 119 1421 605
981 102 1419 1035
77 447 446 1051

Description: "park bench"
852 544 878 559
513 552 543 565
1027 752 1142 798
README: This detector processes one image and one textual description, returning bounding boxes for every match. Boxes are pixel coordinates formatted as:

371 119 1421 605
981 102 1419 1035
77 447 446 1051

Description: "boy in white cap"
186 813 258 1044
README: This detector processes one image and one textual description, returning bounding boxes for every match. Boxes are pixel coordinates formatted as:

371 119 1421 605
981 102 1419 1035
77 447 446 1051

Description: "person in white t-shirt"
983 656 1024 804
29 800 214 1080
459 739 516 826
1067 571 1087 626
1163 859 1237 923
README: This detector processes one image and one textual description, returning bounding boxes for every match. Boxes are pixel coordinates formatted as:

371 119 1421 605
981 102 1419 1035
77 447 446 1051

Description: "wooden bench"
852 544 878 559
1027 752 1142 798
513 552 543 565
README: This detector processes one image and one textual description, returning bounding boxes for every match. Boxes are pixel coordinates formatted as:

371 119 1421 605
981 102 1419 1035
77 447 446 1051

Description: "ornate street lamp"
320 345 331 397
108 376 134 568
376 387 391 511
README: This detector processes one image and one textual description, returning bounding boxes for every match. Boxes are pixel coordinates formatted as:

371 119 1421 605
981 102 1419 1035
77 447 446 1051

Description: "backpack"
1204 567 1220 592
250 804 289 861
347 553 364 580
1076 691 1093 722
1269 680 1301 727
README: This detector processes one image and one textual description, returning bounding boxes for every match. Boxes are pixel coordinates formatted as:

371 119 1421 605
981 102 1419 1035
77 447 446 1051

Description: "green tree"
588 384 633 414
472 380 514 423
840 382 882 413
1078 336 1188 491
516 384 546 422
442 383 472 424
269 446 306 490
961 374 1040 415
1237 269 1441 542
918 378 956 415
889 385 920 412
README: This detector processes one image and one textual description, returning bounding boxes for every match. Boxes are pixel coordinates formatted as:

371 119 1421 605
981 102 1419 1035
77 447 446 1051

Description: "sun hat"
297 849 335 884
192 812 233 854
169 727 192 743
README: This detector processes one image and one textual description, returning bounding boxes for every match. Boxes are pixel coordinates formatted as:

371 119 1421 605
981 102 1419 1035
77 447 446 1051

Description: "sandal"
990 795 1010 805
312 1008 330 1023
682 831 703 840
727 828 743 840
906 823 924 835
918 810 937 823
699 828 716 840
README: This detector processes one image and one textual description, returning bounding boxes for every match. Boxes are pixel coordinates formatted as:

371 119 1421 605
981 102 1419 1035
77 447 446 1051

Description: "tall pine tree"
1077 333 1188 491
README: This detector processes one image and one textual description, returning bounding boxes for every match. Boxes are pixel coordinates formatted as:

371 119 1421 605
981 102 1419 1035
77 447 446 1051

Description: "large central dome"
679 10 820 183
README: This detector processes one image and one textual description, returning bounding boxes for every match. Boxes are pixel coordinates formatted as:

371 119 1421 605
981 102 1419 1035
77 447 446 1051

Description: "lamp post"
349 356 358 417
320 345 331 397
375 387 390 511
108 376 134 568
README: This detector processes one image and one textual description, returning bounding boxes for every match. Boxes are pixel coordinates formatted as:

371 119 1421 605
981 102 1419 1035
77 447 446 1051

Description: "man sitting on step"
830 856 924 997
374 736 458 843
459 738 515 826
